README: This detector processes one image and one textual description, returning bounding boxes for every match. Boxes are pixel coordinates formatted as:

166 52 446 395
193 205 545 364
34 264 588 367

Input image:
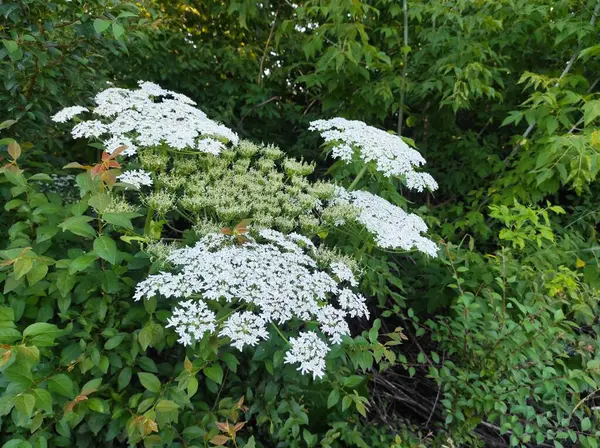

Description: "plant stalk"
347 165 369 191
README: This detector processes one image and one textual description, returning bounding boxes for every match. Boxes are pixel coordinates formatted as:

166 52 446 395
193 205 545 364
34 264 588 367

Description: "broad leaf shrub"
0 0 160 163
0 83 438 446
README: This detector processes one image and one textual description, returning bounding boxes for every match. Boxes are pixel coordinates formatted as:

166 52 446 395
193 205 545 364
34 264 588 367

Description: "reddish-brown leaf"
216 421 230 432
7 142 21 160
210 435 230 446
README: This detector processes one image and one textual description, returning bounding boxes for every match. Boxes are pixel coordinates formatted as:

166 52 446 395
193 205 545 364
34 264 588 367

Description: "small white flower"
310 117 438 192
51 106 88 123
330 261 358 287
118 169 153 189
219 312 269 350
316 305 350 344
284 331 330 379
71 120 107 138
103 135 137 157
332 188 438 257
166 300 217 346
337 288 369 319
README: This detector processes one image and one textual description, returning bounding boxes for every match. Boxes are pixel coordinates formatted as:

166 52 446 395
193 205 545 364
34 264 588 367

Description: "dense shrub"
1 1 600 447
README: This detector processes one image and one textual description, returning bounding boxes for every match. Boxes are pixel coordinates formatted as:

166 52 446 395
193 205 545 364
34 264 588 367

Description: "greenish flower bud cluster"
146 140 339 236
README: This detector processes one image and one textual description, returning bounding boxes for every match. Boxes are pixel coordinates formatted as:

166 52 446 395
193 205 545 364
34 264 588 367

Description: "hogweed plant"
49 82 438 379
0 82 437 446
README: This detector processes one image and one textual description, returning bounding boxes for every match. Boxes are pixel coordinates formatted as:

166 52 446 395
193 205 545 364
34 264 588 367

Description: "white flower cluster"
285 331 330 379
134 230 369 379
166 300 216 346
333 188 438 257
219 311 269 350
309 117 438 192
51 106 88 123
52 81 238 156
117 169 153 189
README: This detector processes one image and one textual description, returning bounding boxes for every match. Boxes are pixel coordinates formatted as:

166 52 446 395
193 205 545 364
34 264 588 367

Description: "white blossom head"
53 81 238 156
309 117 438 192
284 331 330 379
219 311 269 350
117 169 153 189
331 188 438 257
134 230 369 379
51 106 88 123
166 300 217 346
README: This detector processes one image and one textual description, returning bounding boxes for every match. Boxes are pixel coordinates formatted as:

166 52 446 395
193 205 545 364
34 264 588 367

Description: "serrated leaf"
59 216 96 238
582 99 600 126
94 236 118 264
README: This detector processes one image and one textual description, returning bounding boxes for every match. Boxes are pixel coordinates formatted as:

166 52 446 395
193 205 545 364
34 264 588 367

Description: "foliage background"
1 0 600 447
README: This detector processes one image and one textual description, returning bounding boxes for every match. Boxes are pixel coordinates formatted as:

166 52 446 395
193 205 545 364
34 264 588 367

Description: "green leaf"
0 120 17 130
582 100 600 126
13 258 33 280
581 417 591 431
0 328 21 344
56 270 76 298
104 334 125 350
81 378 102 395
112 22 125 38
23 322 59 338
327 389 340 408
47 374 75 399
59 216 96 238
187 377 198 398
93 19 112 33
32 388 52 413
103 212 140 230
0 307 15 321
94 236 118 264
203 364 224 384
2 40 18 53
155 399 179 426
4 364 33 388
27 263 48 286
118 367 132 391
182 426 205 440
36 225 59 244
15 394 35 418
86 397 108 413
341 395 352 411
69 253 98 274
137 372 161 393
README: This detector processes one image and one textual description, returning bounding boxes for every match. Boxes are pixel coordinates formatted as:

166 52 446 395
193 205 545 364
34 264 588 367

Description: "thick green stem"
347 165 369 191
144 206 154 236
271 322 290 345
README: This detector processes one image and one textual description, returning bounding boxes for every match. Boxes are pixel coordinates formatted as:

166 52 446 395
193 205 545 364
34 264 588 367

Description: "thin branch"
239 96 280 125
397 0 409 135
257 8 279 86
